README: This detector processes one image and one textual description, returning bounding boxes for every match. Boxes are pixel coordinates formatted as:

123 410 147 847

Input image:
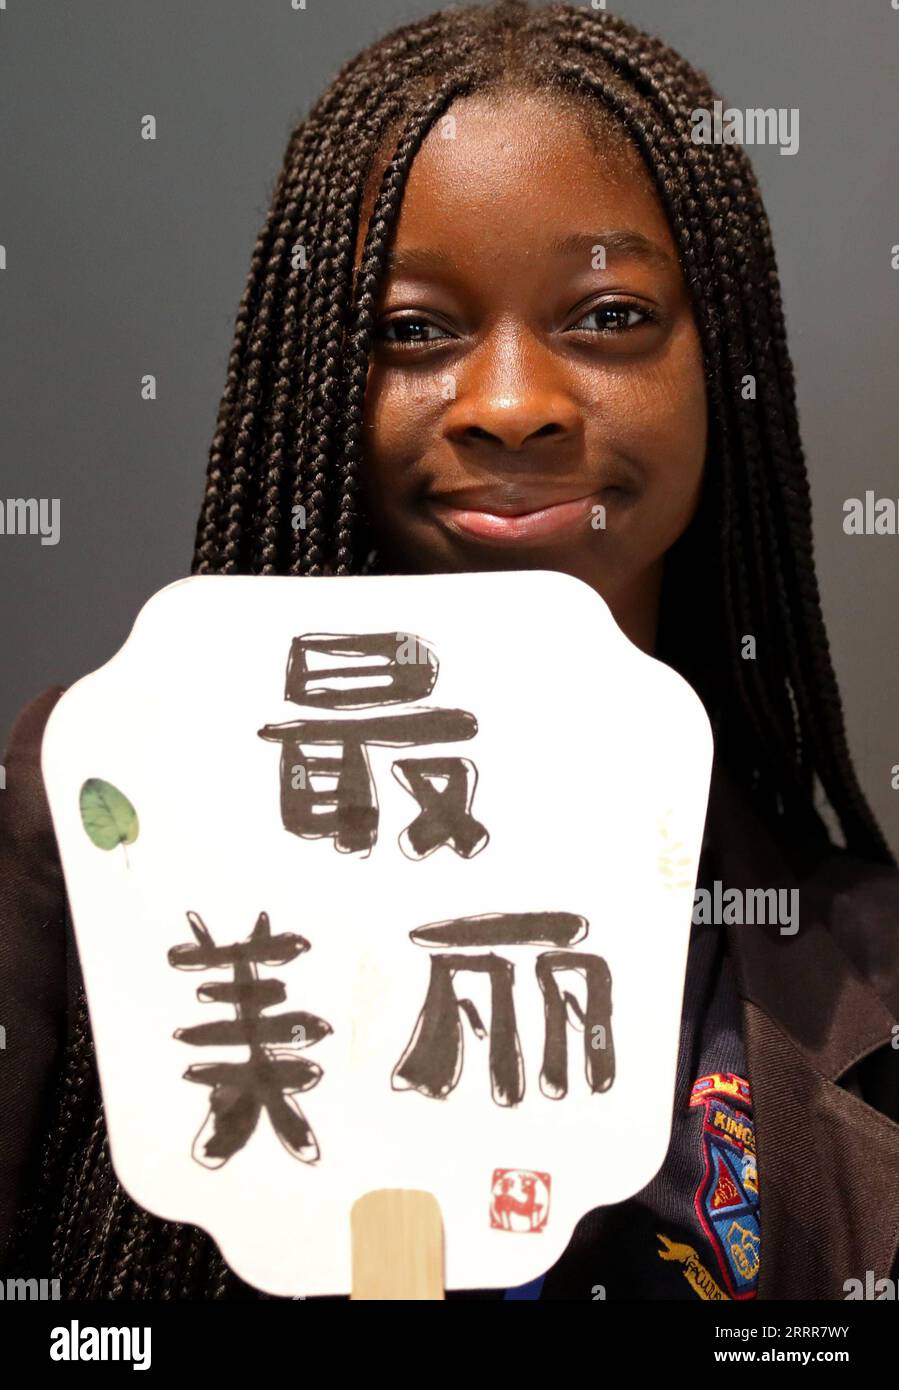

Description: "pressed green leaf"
79 778 139 852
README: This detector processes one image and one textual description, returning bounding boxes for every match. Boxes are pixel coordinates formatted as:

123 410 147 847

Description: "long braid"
335 75 486 574
20 0 892 1302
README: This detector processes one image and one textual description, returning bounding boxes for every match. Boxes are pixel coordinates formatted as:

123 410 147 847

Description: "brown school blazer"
1 685 898 1298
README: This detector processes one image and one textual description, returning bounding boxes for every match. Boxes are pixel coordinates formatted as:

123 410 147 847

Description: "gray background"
1 0 896 851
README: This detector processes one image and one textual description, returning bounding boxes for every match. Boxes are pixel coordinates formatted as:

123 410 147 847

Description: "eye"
570 301 657 335
375 316 453 348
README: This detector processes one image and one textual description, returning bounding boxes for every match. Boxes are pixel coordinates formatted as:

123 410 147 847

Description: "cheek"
362 368 431 495
362 377 456 560
361 374 404 528
604 339 707 536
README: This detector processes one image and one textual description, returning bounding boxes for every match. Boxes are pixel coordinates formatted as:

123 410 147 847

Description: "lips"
426 484 632 544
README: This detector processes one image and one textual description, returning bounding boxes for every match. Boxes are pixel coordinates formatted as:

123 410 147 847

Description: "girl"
2 0 897 1300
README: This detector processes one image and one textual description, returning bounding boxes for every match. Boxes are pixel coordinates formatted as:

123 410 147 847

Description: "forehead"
356 90 676 270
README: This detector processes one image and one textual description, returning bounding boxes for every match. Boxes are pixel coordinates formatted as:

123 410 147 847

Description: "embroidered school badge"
688 1072 760 1298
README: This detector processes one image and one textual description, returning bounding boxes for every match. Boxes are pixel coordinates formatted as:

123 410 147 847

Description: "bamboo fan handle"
351 1189 445 1300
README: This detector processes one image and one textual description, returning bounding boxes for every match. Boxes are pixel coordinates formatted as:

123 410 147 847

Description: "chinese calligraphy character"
258 632 488 857
169 909 331 1167
392 911 614 1105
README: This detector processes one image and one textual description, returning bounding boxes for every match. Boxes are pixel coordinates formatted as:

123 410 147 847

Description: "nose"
441 331 581 455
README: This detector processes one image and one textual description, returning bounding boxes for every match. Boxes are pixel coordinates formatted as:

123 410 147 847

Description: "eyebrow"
384 246 463 275
548 231 674 269
384 229 673 276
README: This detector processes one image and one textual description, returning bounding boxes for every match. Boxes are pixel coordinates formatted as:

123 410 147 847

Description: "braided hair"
9 0 893 1300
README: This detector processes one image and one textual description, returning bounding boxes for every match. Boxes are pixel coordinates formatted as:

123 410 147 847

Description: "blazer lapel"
740 993 899 1299
703 765 899 1299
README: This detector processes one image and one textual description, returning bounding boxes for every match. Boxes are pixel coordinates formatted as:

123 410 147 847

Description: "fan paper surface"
42 570 713 1295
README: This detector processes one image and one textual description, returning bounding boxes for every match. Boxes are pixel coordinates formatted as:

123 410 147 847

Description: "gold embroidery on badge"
656 1233 731 1300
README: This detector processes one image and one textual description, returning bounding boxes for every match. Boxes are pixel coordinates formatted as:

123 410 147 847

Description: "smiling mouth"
426 488 633 544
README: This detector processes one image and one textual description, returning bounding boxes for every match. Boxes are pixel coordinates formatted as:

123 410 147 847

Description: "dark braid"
12 0 891 1301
